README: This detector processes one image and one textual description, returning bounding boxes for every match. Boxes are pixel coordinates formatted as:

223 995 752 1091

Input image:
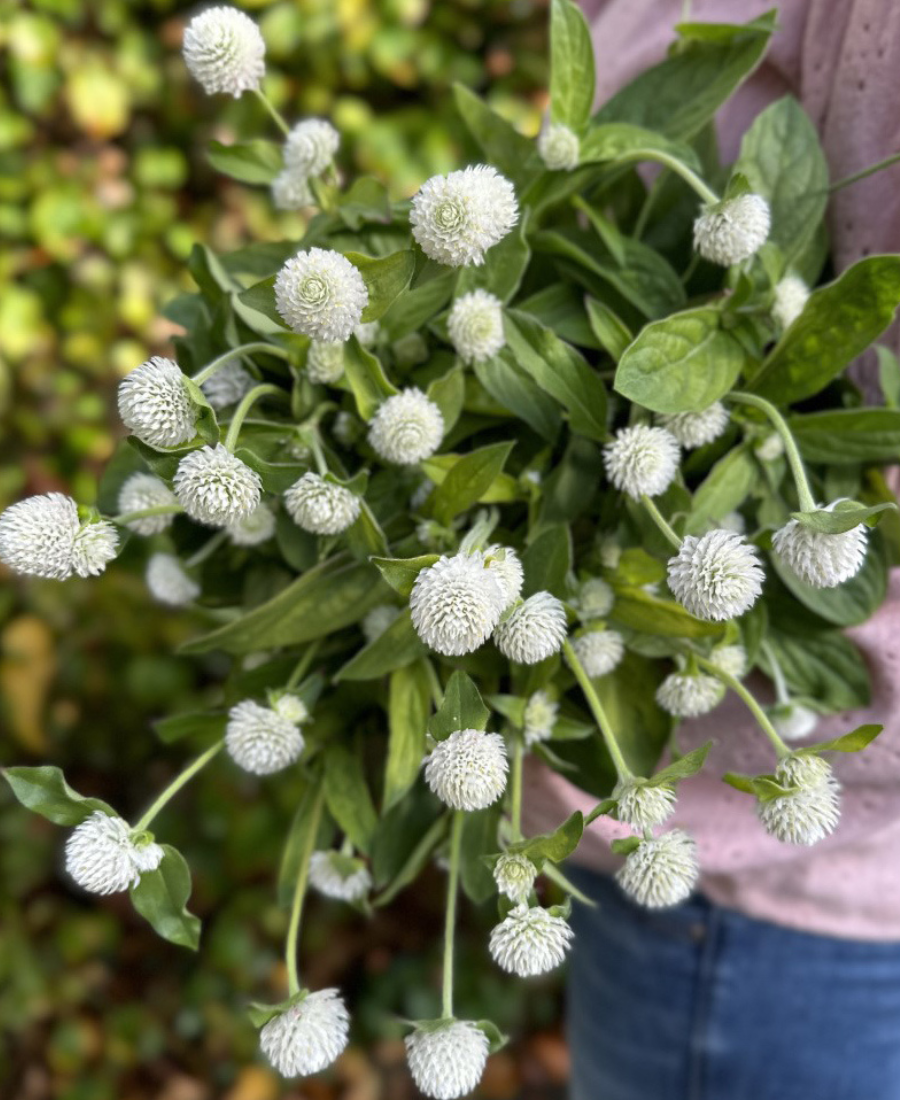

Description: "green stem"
640 494 682 551
442 811 464 1019
373 814 449 909
191 343 289 386
184 530 226 568
308 433 330 477
613 149 719 205
760 640 790 706
694 653 790 758
112 505 184 526
829 151 900 193
563 640 633 781
425 660 445 709
286 786 325 996
134 740 223 831
510 738 524 841
253 88 290 136
223 384 284 452
542 861 597 908
727 392 816 512
285 640 321 692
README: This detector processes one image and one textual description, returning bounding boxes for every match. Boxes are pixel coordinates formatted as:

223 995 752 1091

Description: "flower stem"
693 653 790 758
185 530 227 568
285 640 321 691
760 640 791 706
191 342 290 386
727 392 816 513
510 737 524 841
829 151 900 193
563 640 633 781
308 433 330 477
223 384 285 452
253 88 290 136
286 786 325 996
134 740 223 832
613 149 719 206
640 494 682 551
425 660 445 709
442 811 464 1019
111 505 184 526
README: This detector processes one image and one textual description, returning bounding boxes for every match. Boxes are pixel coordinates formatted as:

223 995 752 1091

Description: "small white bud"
493 853 538 902
569 629 625 679
523 689 559 747
367 388 444 466
361 604 399 643
494 592 567 664
283 472 360 536
489 903 573 977
272 168 313 211
410 165 518 267
772 274 809 330
410 552 506 656
146 552 200 607
758 754 841 845
616 830 700 908
772 508 867 588
447 290 505 364
225 501 276 546
770 703 819 743
118 473 179 536
572 576 614 621
754 432 785 461
708 643 748 679
309 851 372 902
182 6 266 98
693 193 771 266
174 444 262 526
272 694 309 725
424 728 508 811
259 988 349 1077
306 340 345 384
225 698 305 775
615 780 677 831
656 671 724 718
603 425 680 500
65 811 163 895
200 361 254 410
283 119 340 177
118 357 196 448
354 320 381 347
275 248 369 342
667 530 764 621
720 510 746 534
537 121 580 170
658 402 729 449
405 1020 489 1100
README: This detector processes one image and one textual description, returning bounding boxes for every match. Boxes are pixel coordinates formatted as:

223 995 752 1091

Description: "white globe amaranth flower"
200 361 254 410
489 903 573 977
271 693 309 725
603 424 681 500
494 592 567 664
758 754 841 845
70 520 119 578
569 629 625 679
693 193 771 266
306 340 345 384
225 698 305 775
658 402 729 450
656 671 724 718
271 168 313 211
708 643 748 679
772 509 867 589
772 274 810 330
667 530 764 621
720 510 746 534
260 988 349 1077
410 164 518 267
117 356 196 448
537 121 580 171
616 830 700 908
353 320 380 347
770 702 819 742
146 552 200 607
65 811 163 895
226 501 276 546
493 853 538 903
361 604 399 643
523 689 559 747
598 537 622 569
446 290 505 364
284 119 340 177
309 851 372 902
174 444 261 526
182 6 266 97
275 248 369 342
405 1020 489 1100
573 576 615 621
424 728 508 811
615 780 677 831
367 388 444 466
117 473 179 536
483 545 524 609
283 472 360 536
0 494 83 580
754 432 785 462
410 552 506 656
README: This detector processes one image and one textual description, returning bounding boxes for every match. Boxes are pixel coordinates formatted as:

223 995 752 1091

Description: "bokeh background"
0 1 577 1097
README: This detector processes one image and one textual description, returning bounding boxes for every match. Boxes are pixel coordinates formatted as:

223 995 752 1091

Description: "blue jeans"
567 870 900 1100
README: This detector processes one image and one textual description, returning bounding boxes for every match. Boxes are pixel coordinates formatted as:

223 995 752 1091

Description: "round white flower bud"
772 510 867 589
410 552 506 656
306 341 345 384
260 988 349 1077
616 829 700 908
146 552 200 607
603 425 681 500
754 432 785 462
537 121 580 171
489 903 573 977
693 193 771 266
367 388 444 466
353 320 380 347
494 592 567 664
573 576 614 621
200 361 254 410
708 643 748 679
309 851 372 902
65 811 163 895
0 493 82 580
283 472 360 536
523 689 559 747
333 410 360 447
362 603 399 643
275 248 369 342
284 119 340 176
117 357 196 448
271 694 309 725
483 546 524 610
447 290 505 364
656 671 724 718
598 537 622 569
174 444 261 526
493 853 538 903
117 473 179 535
182 6 265 97
720 510 746 534
770 703 819 743
271 168 314 211
405 1020 489 1100
658 402 729 449
615 780 677 831
225 698 305 775
226 501 276 547
772 274 809 330
410 165 518 267
424 728 508 811
667 530 764 621
758 754 840 846
569 630 625 679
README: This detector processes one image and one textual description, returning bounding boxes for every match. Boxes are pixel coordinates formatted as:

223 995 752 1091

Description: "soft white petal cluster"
272 694 309 724
309 851 372 902
772 510 867 588
405 1020 489 1100
201 361 254 409
424 728 508 811
772 274 809 330
118 357 196 448
284 119 340 176
284 472 360 535
65 811 163 895
275 249 369 341
410 551 508 656
0 494 118 580
174 444 262 525
569 629 625 678
306 340 345 384
354 321 380 346
483 546 524 606
271 169 313 211
603 425 680 500
410 165 518 267
447 290 505 364
494 592 567 664
523 690 559 747
489 904 573 977
616 830 700 908
770 703 819 742
537 121 580 170
693 193 771 265
667 530 764 621
118 473 179 536
758 754 841 845
225 698 306 775
226 501 276 546
573 576 614 621
656 671 724 717
260 989 350 1077
658 403 729 449
146 552 200 606
367 388 444 465
362 604 400 643
493 853 538 903
73 522 120 578
754 433 785 462
720 510 746 534
708 643 748 679
615 780 677 831
182 7 266 98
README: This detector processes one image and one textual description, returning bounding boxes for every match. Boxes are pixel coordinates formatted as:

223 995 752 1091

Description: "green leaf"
456 211 531 303
792 501 897 534
760 630 870 711
610 836 642 856
181 377 221 446
372 554 440 598
585 297 632 362
473 351 563 443
247 992 304 1029
335 610 425 681
323 742 378 855
803 724 883 754
460 805 502 903
233 449 305 494
789 408 900 465
337 177 391 229
430 442 515 526
522 525 572 599
428 671 489 741
579 123 702 171
153 712 226 745
452 84 541 188
343 338 398 421
373 812 448 907
237 276 289 331
687 445 757 533
384 661 432 811
722 771 756 794
129 845 201 951
2 766 115 825
207 139 282 184
277 783 322 905
611 587 724 637
380 269 455 340
511 811 584 864
550 0 595 131
346 250 416 323
878 346 900 408
475 1019 509 1055
646 742 711 785
427 365 465 435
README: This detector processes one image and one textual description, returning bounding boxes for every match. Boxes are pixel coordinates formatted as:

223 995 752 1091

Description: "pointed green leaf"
428 671 489 741
430 442 515 526
646 742 712 785
277 784 322 906
346 250 416 323
343 337 399 421
791 501 897 534
803 724 883 754
324 742 378 855
2 766 115 826
371 554 440 598
207 139 282 184
384 660 432 811
129 845 201 951
511 811 584 864
549 0 595 130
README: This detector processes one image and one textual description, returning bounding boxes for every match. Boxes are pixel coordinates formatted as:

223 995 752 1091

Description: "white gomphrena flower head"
283 472 360 536
603 425 680 500
362 603 399 643
117 473 179 536
489 903 573 977
260 988 349 1077
658 402 729 450
537 121 580 171
367 388 444 466
573 576 615 621
410 552 507 656
271 168 313 211
569 629 625 679
354 320 380 347
493 853 538 903
0 493 82 580
174 444 261 526
447 290 505 364
758 754 841 845
201 361 254 410
754 432 785 462
720 510 746 534
494 592 567 664
275 248 369 342
708 643 748 679
615 780 677 831
598 537 622 570
405 1020 489 1100
284 119 340 177
770 702 819 743
483 546 524 609
226 501 276 546
146 552 200 607
410 165 518 267
306 340 345 384
309 851 372 902
523 689 558 747
772 508 867 589
693 193 771 266
424 728 508 811
71 521 119 578
667 530 764 621
333 410 360 447
117 357 196 448
225 699 305 775
772 274 809 330
182 7 266 97
656 670 724 718
65 811 163 895
616 829 699 908
271 694 309 725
